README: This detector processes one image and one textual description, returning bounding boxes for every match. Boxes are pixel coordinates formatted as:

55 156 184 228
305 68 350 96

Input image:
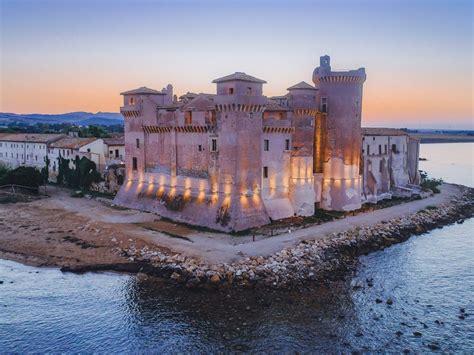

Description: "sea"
0 143 473 352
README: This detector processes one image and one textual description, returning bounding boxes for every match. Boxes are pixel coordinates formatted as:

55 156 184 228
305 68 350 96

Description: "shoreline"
1 184 472 289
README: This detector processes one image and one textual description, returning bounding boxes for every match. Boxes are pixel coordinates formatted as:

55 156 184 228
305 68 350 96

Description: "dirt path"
0 184 463 268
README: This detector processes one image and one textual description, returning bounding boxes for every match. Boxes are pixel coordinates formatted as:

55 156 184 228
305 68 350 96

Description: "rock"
185 277 200 288
375 298 383 304
460 308 465 313
458 315 465 320
427 343 440 351
210 274 221 284
0 281 3 284
413 331 422 337
395 330 403 337
386 298 393 305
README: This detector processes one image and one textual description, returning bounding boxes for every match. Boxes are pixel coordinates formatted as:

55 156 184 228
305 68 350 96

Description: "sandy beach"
0 183 465 271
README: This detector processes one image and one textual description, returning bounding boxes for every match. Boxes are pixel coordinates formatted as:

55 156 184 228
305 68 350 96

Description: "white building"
361 128 420 202
103 137 125 165
48 137 107 176
0 133 66 169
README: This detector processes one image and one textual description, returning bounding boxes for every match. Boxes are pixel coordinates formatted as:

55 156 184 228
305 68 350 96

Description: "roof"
212 72 267 84
287 81 318 91
362 127 408 136
182 93 215 111
0 133 66 143
49 137 98 149
265 99 291 112
120 86 165 95
103 137 124 146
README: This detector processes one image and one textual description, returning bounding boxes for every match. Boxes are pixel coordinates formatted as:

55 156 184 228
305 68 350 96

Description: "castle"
114 55 420 232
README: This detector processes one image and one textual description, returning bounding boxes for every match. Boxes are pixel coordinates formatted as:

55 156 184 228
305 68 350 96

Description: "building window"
378 145 382 155
210 138 217 152
110 150 113 156
136 138 140 149
264 139 269 151
320 97 327 113
384 145 387 154
132 157 138 170
87 148 91 153
285 139 290 150
129 97 135 105
115 149 119 158
185 111 192 125
247 87 252 95
198 145 202 152
392 144 397 153
228 88 234 95
263 166 269 178
367 145 370 155
379 160 383 172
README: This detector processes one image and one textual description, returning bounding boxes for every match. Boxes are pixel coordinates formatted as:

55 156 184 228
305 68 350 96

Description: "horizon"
0 0 472 129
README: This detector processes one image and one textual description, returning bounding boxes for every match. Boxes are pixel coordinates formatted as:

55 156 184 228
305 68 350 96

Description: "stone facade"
361 128 421 202
114 55 419 232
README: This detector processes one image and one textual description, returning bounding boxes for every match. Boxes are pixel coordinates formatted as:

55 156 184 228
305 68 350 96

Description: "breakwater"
62 185 474 289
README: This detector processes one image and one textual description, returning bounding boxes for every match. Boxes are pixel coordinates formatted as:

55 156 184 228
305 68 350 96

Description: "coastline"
1 184 472 289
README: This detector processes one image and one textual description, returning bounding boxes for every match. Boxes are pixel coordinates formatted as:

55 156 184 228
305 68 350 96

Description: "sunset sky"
0 0 472 129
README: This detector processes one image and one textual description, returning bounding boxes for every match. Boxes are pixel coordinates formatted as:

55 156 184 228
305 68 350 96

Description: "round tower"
313 55 366 211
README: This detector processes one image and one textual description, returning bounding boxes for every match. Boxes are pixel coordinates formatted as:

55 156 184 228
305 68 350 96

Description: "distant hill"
0 112 124 126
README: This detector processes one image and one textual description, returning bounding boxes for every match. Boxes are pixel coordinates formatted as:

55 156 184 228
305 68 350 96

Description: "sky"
0 0 472 129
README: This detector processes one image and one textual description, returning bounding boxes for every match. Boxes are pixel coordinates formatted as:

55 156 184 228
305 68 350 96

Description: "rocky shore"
93 185 473 290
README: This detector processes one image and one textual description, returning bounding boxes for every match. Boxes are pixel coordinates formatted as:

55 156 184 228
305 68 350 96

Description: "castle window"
367 145 370 155
285 139 290 151
379 160 383 172
247 87 252 95
87 148 91 153
384 145 387 154
115 149 119 158
263 166 269 179
136 138 140 149
129 97 135 105
210 138 217 152
185 111 192 125
228 88 234 95
132 157 138 170
378 145 382 155
392 144 397 153
198 145 202 152
264 139 269 151
320 97 327 113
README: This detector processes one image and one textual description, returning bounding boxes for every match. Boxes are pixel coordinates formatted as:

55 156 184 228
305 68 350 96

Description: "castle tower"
286 81 319 216
313 55 366 211
212 72 270 231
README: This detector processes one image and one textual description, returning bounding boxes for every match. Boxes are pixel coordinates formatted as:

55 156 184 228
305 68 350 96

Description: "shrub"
0 166 45 189
419 170 443 193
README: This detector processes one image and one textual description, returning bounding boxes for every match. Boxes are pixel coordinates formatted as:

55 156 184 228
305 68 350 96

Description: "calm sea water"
0 143 473 352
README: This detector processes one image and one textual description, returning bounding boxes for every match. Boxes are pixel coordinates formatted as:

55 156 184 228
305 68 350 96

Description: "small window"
320 97 327 113
263 166 269 178
210 138 217 152
115 149 119 158
247 87 252 94
367 145 370 155
392 144 397 153
198 145 203 152
132 157 138 170
110 150 113 155
185 111 192 125
87 148 91 153
379 160 383 173
384 145 387 154
378 145 382 155
136 138 140 149
264 139 269 151
285 139 290 151
129 97 135 105
228 88 234 95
